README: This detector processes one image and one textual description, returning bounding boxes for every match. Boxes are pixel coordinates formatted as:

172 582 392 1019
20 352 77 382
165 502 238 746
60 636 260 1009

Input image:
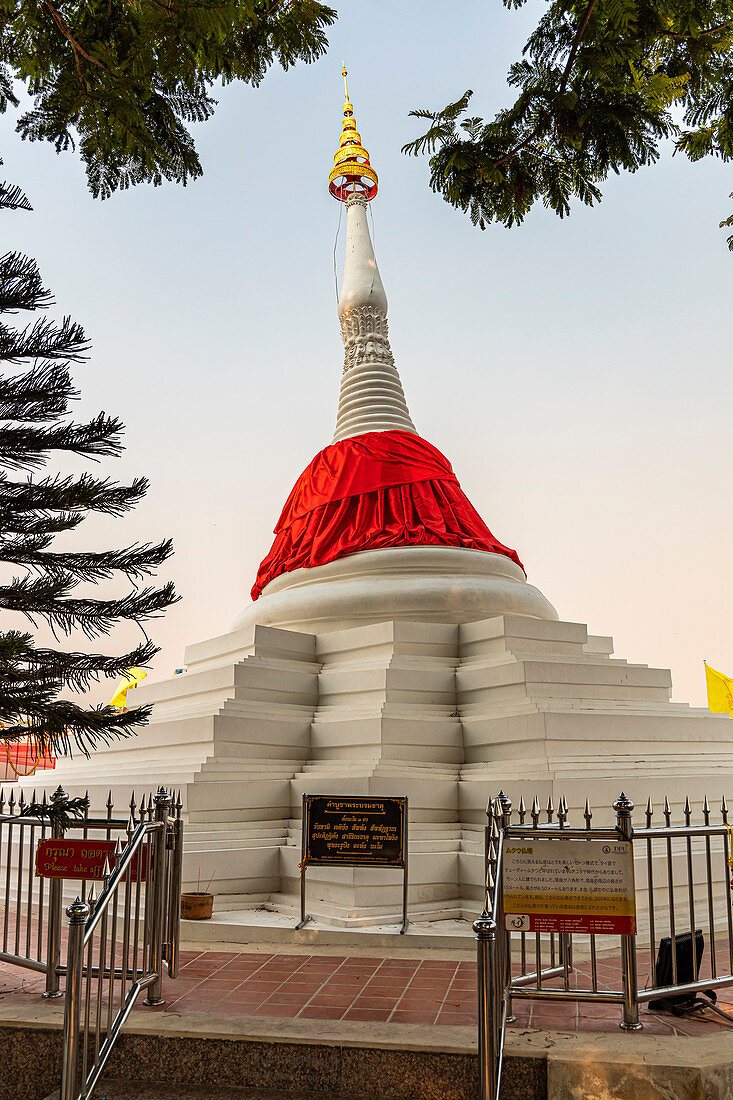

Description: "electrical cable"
699 992 733 1024
333 202 343 303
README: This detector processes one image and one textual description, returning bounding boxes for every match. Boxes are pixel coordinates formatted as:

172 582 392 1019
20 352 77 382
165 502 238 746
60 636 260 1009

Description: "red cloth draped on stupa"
252 431 523 600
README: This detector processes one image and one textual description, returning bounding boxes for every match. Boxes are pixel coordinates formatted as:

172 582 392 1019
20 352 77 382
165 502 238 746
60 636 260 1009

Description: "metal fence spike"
722 795 729 824
703 793 711 815
18 789 26 812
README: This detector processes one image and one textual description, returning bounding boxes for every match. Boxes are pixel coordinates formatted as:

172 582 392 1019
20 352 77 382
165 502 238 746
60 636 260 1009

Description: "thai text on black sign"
304 796 406 867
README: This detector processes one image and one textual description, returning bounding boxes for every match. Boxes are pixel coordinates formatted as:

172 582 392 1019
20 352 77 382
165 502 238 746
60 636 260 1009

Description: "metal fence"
0 784 135 993
0 783 183 1100
476 790 733 1100
60 788 183 1100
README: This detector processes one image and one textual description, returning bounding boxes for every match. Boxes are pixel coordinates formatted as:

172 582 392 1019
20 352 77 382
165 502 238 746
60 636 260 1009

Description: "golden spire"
329 66 378 203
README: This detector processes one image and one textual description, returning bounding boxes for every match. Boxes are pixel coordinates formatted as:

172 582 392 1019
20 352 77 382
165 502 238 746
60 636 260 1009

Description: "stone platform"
34 611 733 930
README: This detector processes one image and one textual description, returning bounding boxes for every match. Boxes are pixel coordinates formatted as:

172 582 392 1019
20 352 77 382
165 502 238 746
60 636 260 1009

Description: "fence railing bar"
107 870 120 1035
508 826 620 840
634 825 731 839
702 796 717 980
120 861 133 1005
663 797 678 988
14 815 25 957
637 973 733 1003
510 988 625 1003
57 964 146 980
3 812 13 952
93 885 109 1063
684 797 697 969
512 964 565 988
645 798 656 987
0 949 45 972
44 794 65 999
36 815 46 964
82 925 94 1087
25 818 35 958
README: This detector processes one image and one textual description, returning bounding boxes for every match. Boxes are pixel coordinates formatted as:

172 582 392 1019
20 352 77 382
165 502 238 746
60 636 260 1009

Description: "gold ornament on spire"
329 65 378 202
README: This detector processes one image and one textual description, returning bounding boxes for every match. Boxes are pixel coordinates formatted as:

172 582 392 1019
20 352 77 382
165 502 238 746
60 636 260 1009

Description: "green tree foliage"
0 0 336 198
403 0 733 247
0 172 178 755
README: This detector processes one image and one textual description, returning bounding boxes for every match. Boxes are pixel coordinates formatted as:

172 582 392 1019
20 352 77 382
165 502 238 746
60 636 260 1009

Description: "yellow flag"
109 667 147 710
705 663 733 715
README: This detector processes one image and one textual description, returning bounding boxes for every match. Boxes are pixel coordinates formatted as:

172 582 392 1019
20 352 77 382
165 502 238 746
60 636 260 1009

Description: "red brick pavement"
2 948 733 1037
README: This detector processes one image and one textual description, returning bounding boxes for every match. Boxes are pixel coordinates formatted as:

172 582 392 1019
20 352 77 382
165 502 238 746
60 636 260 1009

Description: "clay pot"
181 891 213 920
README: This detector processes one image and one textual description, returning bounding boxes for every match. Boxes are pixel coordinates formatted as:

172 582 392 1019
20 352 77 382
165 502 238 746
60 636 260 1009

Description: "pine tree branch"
3 538 174 582
0 629 157 693
0 473 149 518
0 579 178 638
0 315 88 363
0 179 32 213
0 362 76 422
0 413 125 470
0 253 53 314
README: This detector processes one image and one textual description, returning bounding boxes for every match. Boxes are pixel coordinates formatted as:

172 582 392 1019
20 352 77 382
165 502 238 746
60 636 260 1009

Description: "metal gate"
476 789 733 1100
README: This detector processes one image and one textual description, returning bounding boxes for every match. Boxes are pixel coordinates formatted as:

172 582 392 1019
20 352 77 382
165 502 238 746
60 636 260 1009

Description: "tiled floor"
3 947 733 1037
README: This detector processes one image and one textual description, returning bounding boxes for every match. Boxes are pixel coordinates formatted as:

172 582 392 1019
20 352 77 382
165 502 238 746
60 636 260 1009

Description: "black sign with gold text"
304 796 406 868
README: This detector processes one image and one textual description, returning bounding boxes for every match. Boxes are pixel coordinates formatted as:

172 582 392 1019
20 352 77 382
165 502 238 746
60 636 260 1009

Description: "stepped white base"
34 612 732 934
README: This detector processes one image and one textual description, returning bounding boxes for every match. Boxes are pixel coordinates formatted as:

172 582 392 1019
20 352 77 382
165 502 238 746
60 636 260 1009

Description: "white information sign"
502 837 636 935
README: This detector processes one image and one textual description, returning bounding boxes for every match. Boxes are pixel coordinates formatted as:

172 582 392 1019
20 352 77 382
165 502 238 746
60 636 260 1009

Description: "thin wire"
333 202 343 303
368 201 377 298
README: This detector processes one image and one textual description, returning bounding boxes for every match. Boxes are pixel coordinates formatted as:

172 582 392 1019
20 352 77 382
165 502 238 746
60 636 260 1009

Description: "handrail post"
166 806 184 979
43 786 67 998
474 913 499 1100
144 787 170 1006
497 791 513 1022
60 897 89 1100
615 792 642 1031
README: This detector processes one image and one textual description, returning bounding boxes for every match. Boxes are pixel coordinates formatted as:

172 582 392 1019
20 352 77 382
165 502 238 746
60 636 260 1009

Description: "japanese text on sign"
304 796 405 867
502 838 636 935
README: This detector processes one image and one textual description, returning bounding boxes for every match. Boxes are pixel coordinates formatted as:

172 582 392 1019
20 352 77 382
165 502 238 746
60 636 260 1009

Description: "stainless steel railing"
59 787 183 1100
0 783 183 1000
477 789 733 1100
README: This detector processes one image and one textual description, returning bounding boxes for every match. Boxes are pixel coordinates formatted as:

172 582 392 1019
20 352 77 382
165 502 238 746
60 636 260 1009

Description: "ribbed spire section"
331 196 416 442
329 71 416 443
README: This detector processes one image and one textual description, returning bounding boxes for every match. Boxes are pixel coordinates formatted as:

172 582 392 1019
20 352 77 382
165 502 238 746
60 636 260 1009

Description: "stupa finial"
329 66 378 202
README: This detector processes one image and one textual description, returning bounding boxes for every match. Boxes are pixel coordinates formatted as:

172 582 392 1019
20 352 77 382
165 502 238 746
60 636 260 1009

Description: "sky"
1 1 732 708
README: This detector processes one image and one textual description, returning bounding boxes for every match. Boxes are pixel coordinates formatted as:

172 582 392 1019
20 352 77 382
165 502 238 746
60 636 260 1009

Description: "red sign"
35 839 116 880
